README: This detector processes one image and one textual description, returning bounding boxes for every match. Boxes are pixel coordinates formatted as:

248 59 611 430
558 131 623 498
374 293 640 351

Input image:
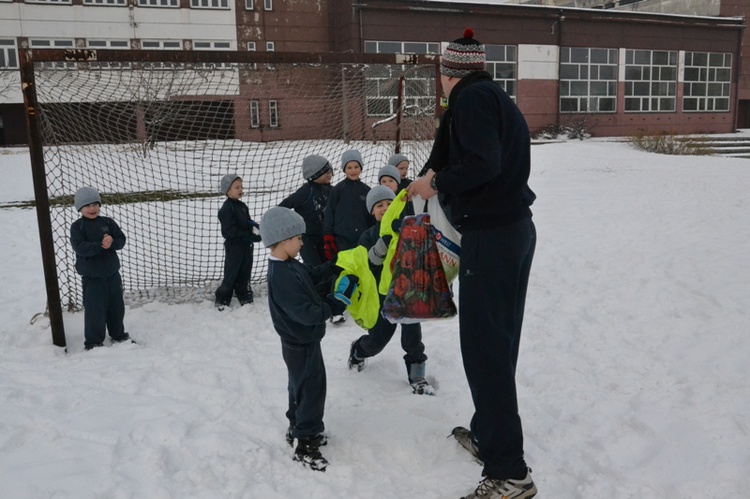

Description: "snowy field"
0 139 748 498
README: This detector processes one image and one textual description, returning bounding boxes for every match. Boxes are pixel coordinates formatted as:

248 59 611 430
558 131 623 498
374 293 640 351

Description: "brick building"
0 0 748 144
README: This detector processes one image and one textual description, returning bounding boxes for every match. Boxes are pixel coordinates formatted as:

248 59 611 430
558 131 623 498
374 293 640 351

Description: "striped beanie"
440 28 486 78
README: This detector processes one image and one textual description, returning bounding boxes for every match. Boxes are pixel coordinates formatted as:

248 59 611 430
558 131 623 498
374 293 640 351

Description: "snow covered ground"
1 139 748 498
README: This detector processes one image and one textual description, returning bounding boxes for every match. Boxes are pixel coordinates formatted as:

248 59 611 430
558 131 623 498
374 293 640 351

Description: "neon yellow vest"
378 189 409 295
332 246 380 330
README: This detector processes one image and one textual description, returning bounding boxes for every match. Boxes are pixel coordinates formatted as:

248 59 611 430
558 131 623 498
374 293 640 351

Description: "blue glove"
333 274 359 306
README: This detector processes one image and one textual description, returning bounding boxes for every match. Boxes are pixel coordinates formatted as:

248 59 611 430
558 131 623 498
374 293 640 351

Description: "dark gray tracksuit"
70 215 128 348
216 197 262 306
323 178 372 251
433 71 536 481
279 181 331 266
267 258 338 439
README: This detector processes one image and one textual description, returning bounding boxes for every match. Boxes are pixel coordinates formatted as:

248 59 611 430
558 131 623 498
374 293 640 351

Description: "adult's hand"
405 169 437 200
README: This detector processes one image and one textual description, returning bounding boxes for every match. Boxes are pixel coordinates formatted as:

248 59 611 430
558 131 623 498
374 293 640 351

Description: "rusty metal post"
19 49 67 349
395 75 404 153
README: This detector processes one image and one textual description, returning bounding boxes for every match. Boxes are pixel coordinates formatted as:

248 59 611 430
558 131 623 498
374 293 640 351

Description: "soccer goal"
19 48 441 346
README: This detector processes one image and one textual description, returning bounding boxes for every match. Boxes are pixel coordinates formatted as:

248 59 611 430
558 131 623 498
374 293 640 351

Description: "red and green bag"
381 213 457 324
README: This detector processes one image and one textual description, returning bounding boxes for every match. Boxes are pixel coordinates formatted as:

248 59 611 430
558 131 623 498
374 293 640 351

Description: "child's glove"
333 274 359 306
324 295 347 316
324 234 338 261
368 235 392 266
248 219 261 236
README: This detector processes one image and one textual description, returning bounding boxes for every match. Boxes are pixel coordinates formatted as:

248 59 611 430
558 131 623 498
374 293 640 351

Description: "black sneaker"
450 426 483 464
286 425 295 447
239 296 254 305
347 341 366 372
215 301 228 311
84 343 104 351
330 314 346 324
293 437 329 472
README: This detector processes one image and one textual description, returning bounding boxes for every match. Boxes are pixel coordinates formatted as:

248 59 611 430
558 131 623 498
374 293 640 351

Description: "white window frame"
87 39 130 49
559 47 618 114
683 51 732 113
138 0 179 7
264 0 272 10
245 0 253 9
0 39 19 69
25 0 72 4
624 49 677 113
269 100 279 128
266 41 275 52
363 40 439 117
193 41 231 50
486 44 518 100
190 0 229 9
29 39 76 69
142 40 182 50
246 42 257 70
83 0 126 5
250 100 260 128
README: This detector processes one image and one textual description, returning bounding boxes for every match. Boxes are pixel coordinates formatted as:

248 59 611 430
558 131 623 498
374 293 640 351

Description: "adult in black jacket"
407 29 538 499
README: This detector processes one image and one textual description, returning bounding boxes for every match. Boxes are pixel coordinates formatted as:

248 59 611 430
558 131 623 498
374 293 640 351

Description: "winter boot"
450 426 482 464
348 341 366 372
293 435 329 472
330 314 346 325
407 362 435 395
286 425 295 447
460 469 537 499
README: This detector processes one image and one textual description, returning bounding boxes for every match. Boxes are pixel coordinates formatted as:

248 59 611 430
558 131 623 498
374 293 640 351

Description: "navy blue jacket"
279 182 331 237
218 197 262 245
70 216 126 278
323 178 372 250
434 72 535 230
267 259 337 345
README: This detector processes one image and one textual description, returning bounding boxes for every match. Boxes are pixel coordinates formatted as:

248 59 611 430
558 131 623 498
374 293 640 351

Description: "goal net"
24 49 440 310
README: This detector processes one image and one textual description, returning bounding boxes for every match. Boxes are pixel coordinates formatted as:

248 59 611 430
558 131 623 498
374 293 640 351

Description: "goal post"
19 48 441 346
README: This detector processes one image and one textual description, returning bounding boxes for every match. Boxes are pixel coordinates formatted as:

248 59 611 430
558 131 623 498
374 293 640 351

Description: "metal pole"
395 75 404 153
19 49 67 349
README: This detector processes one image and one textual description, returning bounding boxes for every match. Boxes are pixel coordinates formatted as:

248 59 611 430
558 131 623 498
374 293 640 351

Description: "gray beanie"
340 149 364 172
220 174 241 195
302 155 331 181
260 207 306 248
378 165 401 184
366 185 396 213
74 187 101 211
387 153 409 168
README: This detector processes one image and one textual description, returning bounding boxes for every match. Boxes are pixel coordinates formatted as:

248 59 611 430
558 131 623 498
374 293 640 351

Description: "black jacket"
218 197 262 245
433 71 535 230
279 182 331 237
267 258 337 345
323 178 372 250
70 215 126 278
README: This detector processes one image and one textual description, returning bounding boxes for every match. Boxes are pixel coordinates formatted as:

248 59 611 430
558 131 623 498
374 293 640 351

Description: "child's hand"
367 235 392 266
333 274 359 305
102 234 113 249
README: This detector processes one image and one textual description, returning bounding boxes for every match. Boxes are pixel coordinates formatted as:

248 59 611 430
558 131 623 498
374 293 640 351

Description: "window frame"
250 100 260 128
138 0 179 7
624 49 678 113
269 100 279 128
682 51 732 113
0 39 19 70
559 47 618 114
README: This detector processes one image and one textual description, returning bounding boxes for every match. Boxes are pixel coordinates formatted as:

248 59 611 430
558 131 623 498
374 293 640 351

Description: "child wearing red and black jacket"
322 149 372 260
215 174 262 310
70 187 133 351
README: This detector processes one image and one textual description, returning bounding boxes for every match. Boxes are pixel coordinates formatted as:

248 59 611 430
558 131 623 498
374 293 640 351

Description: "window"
142 40 182 69
363 41 439 117
29 39 76 69
266 41 275 52
245 0 253 8
25 0 72 4
190 0 228 8
246 42 257 70
624 49 677 112
486 44 517 100
264 0 272 10
138 0 178 7
683 52 731 112
194 41 231 50
559 47 617 113
269 100 279 128
0 40 18 69
88 40 130 49
83 0 126 5
250 101 260 128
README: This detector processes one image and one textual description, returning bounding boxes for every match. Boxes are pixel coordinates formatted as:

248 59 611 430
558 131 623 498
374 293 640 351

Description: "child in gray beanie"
387 153 413 190
70 186 134 350
279 154 333 267
261 206 357 472
215 174 262 310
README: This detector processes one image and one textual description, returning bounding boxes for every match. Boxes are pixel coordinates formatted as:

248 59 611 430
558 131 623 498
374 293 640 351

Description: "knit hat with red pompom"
440 28 486 78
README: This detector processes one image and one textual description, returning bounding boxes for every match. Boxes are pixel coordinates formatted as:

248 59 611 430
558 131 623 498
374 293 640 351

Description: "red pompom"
463 28 474 39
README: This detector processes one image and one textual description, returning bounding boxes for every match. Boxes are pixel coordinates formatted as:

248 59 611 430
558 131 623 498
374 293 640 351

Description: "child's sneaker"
286 425 295 447
293 436 329 472
239 295 254 306
461 469 537 499
330 314 346 324
410 378 435 395
112 333 135 345
348 342 366 372
451 426 482 464
215 301 227 311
